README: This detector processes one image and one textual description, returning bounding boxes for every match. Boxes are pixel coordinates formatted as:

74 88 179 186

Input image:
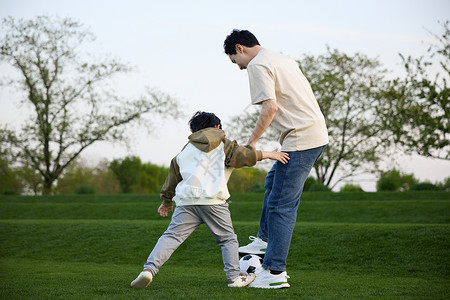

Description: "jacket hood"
188 128 225 152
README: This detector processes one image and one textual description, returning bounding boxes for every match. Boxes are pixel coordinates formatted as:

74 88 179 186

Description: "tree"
140 163 169 194
228 167 267 193
0 147 23 195
16 165 43 195
91 160 121 194
55 158 95 194
0 15 180 194
376 169 418 191
301 48 391 189
109 156 168 194
55 159 120 194
109 156 142 193
380 21 449 160
227 48 391 189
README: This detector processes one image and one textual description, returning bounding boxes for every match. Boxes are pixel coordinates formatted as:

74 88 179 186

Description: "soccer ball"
239 254 263 274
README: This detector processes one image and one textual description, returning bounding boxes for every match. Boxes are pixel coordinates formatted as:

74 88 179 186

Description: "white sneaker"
130 271 153 288
238 236 267 255
253 266 265 277
249 269 290 289
228 272 256 287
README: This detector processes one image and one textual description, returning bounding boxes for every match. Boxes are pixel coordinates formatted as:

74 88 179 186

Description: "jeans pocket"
298 146 325 168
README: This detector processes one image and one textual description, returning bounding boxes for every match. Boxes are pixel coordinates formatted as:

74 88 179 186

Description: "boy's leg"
144 206 201 275
199 203 240 281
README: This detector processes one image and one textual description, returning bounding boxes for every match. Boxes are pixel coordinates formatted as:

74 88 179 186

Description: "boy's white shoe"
130 271 153 288
249 269 290 289
238 236 267 255
228 272 256 287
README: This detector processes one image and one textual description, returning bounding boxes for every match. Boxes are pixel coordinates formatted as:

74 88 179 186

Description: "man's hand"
158 203 173 217
262 150 290 164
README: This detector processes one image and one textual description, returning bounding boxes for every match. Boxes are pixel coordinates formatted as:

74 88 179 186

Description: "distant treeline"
1 155 448 195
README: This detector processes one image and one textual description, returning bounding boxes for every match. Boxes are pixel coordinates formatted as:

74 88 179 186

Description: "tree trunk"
42 180 53 195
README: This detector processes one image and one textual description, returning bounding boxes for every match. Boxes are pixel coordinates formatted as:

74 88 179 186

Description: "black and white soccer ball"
239 254 263 274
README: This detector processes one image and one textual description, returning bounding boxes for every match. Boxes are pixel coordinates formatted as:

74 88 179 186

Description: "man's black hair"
189 111 222 133
223 29 260 55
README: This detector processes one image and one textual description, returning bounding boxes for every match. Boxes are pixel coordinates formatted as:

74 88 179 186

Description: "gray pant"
143 203 240 280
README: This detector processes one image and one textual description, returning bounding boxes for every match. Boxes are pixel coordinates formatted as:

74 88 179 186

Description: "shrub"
303 176 318 192
0 160 23 195
412 182 440 191
377 176 397 191
75 184 95 194
376 169 418 191
340 183 364 192
1 188 19 195
308 183 332 192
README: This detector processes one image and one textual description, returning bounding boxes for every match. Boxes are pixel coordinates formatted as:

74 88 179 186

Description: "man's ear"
235 44 245 54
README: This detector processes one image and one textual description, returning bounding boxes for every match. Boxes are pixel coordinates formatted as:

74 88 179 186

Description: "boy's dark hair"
223 29 260 55
189 111 222 133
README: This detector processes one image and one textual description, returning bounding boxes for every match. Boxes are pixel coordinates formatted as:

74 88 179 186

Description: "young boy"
131 111 289 288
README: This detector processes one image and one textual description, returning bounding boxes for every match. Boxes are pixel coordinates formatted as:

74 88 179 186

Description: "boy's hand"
158 203 173 217
262 150 290 164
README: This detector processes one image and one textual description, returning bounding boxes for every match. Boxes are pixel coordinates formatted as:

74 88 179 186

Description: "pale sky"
1 0 449 191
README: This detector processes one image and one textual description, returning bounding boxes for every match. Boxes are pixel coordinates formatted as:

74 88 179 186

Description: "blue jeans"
257 145 326 271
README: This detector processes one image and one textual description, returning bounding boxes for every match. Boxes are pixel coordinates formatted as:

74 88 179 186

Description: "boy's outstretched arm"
223 138 290 168
261 149 290 164
223 139 262 168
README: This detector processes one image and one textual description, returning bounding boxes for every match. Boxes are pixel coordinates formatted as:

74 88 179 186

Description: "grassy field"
0 192 449 299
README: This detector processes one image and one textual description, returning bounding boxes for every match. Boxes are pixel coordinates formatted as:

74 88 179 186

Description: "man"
223 29 328 289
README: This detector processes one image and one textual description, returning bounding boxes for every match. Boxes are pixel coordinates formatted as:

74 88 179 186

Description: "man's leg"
262 145 325 272
143 206 201 275
257 163 276 242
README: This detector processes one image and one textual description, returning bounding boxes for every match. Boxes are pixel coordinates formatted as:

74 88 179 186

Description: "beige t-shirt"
247 49 329 151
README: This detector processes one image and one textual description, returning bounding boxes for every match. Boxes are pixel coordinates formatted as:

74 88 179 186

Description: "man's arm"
247 99 278 147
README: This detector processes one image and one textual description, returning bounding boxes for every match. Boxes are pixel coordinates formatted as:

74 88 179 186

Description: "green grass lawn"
0 192 449 299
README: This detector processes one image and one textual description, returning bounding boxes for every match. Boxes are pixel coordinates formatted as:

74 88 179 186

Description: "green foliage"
110 156 142 193
0 192 448 299
303 176 318 192
228 167 267 193
0 161 22 195
56 159 120 195
109 156 168 194
75 184 95 194
340 183 364 192
16 166 43 195
140 163 169 194
412 182 440 191
308 183 332 192
376 169 418 191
